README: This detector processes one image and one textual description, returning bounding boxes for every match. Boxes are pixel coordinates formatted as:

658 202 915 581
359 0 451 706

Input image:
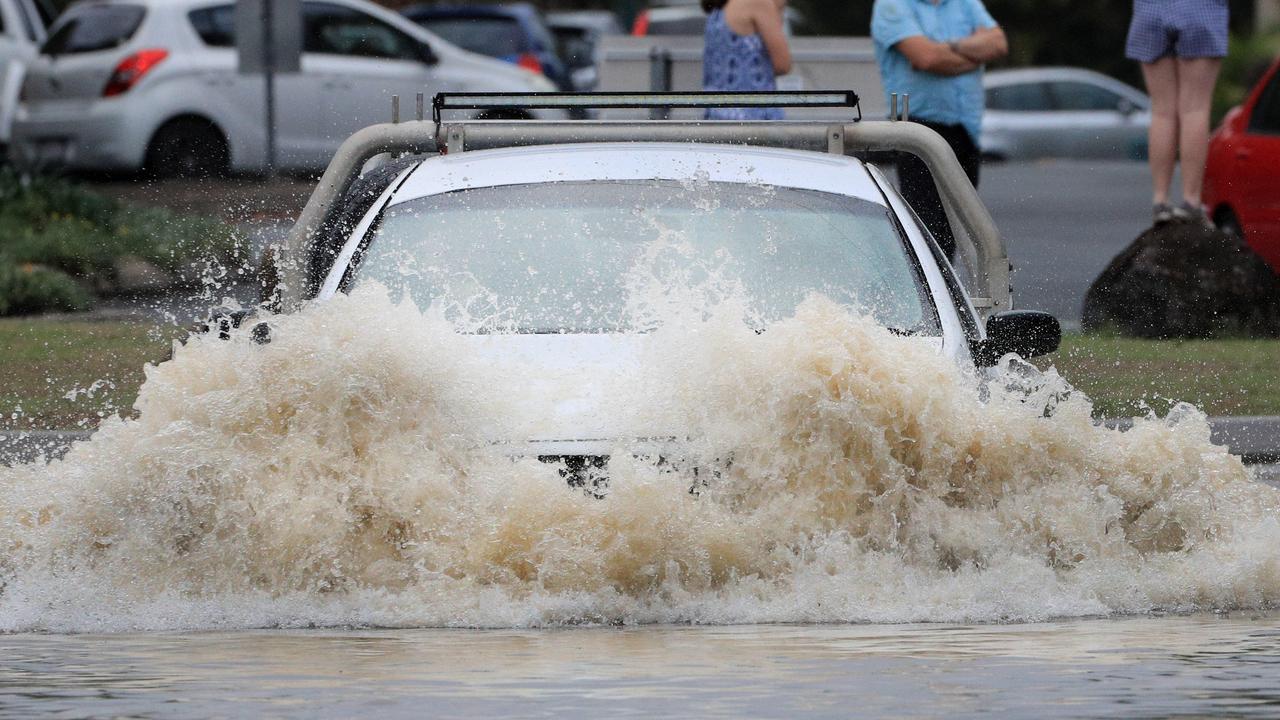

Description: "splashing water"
2 284 1278 633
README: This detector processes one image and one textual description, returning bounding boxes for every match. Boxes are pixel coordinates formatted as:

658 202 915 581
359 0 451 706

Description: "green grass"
1040 333 1280 419
1 321 1277 431
0 319 183 431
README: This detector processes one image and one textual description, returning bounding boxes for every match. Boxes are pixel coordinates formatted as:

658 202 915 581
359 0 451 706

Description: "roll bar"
279 116 1011 317
431 90 862 123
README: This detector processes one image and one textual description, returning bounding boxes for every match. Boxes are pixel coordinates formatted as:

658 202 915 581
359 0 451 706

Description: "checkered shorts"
1125 0 1229 62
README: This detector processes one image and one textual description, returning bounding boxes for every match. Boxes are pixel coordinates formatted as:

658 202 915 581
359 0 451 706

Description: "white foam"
2 285 1276 633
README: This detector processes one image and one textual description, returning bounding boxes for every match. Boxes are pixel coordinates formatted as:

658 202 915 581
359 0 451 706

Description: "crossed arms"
895 26 1007 76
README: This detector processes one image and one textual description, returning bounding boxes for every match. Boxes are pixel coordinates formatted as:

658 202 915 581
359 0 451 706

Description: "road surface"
979 159 1157 329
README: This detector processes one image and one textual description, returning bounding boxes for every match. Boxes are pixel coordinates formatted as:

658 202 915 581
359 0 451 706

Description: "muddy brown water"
4 617 1280 718
5 285 1280 717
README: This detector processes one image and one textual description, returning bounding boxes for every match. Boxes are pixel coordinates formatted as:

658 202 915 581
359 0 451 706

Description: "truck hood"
452 332 944 457
459 332 681 455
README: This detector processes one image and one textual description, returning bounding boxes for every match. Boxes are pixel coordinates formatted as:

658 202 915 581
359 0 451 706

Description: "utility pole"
1258 0 1280 30
261 0 277 173
236 0 301 175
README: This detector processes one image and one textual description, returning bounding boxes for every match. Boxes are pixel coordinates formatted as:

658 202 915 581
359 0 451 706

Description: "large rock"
110 254 175 294
1082 220 1280 338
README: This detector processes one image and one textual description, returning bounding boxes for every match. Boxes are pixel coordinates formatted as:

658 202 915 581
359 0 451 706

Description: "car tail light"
515 52 543 75
102 49 168 97
631 10 650 35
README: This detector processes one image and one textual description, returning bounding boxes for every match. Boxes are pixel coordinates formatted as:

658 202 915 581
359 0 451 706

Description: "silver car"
9 0 558 176
982 67 1151 161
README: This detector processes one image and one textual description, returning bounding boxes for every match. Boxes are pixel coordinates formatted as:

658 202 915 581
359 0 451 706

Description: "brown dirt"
87 175 317 224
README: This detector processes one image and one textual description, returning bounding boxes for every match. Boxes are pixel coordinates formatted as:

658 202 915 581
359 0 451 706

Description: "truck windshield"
348 180 940 335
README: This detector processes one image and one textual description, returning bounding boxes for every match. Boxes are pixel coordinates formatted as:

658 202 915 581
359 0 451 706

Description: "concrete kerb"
1101 415 1280 465
0 430 93 466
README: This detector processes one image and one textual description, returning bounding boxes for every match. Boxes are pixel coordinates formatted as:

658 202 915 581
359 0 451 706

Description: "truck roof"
389 142 887 207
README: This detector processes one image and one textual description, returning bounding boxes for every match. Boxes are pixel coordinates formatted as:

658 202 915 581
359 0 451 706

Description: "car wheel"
1215 207 1244 240
145 118 230 179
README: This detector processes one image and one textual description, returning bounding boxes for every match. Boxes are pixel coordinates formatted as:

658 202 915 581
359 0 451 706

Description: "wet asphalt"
980 159 1156 329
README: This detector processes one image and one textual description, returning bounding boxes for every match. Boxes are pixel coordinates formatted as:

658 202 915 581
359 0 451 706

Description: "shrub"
0 258 93 316
1213 31 1280 122
0 169 117 230
2 214 118 282
0 168 244 314
119 205 242 276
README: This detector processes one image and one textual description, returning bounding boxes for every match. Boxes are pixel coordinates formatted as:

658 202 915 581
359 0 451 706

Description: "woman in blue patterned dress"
701 0 792 120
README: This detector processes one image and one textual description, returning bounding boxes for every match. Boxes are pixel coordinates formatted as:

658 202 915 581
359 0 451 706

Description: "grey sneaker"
1177 198 1208 224
1177 201 1213 228
1153 202 1176 224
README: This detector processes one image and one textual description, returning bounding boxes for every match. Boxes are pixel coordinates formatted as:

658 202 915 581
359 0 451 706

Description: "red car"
1203 56 1280 273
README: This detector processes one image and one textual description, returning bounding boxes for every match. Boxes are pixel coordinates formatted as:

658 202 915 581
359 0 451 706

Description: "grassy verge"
1 321 1277 431
0 319 183 431
1040 333 1280 419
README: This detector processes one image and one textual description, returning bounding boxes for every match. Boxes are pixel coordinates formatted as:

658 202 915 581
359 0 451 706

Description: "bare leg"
1175 57 1222 207
1141 58 1179 205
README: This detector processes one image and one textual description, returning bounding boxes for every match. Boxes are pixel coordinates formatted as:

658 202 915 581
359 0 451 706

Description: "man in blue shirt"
871 0 1007 260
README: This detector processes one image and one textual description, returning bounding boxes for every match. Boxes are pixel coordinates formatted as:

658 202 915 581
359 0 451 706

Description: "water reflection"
4 615 1280 718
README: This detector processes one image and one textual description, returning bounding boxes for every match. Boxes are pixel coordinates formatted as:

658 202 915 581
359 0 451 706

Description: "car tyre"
145 118 230 179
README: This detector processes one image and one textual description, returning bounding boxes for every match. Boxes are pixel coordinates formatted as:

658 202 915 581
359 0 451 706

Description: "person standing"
1125 0 1228 225
702 0 792 119
871 0 1007 261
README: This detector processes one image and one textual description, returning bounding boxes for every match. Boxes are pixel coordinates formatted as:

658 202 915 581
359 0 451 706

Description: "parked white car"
0 0 50 152
982 67 1151 161
9 0 558 176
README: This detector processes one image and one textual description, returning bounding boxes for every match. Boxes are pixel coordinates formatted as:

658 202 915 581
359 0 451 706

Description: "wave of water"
2 286 1278 632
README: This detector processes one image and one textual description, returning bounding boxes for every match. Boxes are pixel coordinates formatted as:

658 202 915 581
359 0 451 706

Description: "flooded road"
4 616 1280 718
5 288 1280 716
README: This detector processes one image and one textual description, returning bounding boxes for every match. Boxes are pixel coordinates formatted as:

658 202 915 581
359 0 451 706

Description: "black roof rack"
431 90 861 123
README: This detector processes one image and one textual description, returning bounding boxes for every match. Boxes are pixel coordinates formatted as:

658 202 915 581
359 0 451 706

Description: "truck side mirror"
973 310 1061 366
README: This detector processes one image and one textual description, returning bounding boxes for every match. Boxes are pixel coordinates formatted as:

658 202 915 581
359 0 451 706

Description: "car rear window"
41 3 145 55
1048 81 1123 112
985 82 1051 112
189 4 234 47
551 26 592 67
417 16 524 57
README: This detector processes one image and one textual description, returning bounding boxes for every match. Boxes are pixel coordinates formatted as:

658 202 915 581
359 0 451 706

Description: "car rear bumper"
8 99 148 172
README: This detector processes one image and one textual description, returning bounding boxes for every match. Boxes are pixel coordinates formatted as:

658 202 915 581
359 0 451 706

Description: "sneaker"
1153 202 1176 224
1177 201 1214 228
